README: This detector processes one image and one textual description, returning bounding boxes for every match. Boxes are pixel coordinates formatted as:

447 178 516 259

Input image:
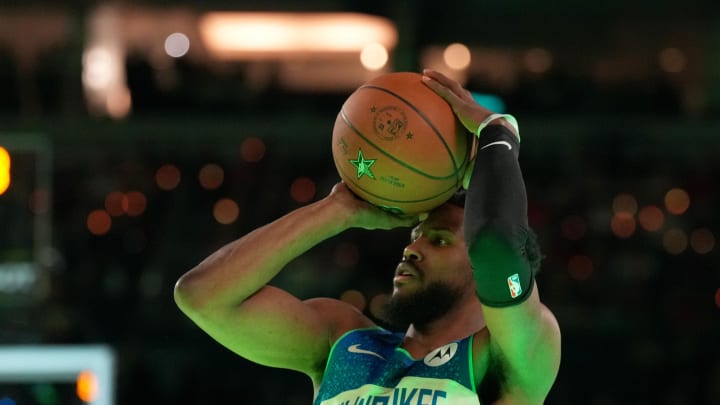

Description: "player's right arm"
174 182 416 380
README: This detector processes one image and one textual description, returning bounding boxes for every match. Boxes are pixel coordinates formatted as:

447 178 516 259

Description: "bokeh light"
290 177 316 203
524 47 553 74
689 228 715 254
241 137 266 163
125 191 147 216
106 86 132 119
360 43 388 71
611 212 636 239
213 198 239 224
87 210 112 236
0 146 9 167
165 32 190 58
568 255 594 281
156 164 181 190
612 193 638 215
76 370 98 402
443 42 471 70
664 188 690 215
199 163 224 190
369 293 389 320
105 191 126 216
340 289 366 311
663 228 687 255
82 47 117 90
658 47 686 73
0 146 10 195
638 205 664 232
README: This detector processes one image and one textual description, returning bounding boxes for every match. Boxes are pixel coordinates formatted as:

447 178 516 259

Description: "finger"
386 210 423 228
423 71 477 110
423 69 470 99
422 68 451 85
422 74 464 106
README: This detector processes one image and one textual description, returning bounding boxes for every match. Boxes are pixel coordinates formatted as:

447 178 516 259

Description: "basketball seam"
361 84 464 183
340 109 460 181
343 171 461 204
333 144 460 205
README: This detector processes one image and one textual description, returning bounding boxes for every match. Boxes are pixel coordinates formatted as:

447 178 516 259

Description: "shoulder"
303 298 378 386
304 297 376 343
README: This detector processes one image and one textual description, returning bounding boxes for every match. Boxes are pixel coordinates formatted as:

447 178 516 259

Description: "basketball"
331 71 471 216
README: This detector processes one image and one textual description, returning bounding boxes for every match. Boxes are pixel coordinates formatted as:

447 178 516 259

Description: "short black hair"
444 189 543 275
446 189 468 209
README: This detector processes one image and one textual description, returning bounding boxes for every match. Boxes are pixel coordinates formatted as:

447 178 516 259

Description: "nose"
403 244 422 262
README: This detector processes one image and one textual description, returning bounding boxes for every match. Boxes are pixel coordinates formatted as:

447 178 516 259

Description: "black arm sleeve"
464 124 534 307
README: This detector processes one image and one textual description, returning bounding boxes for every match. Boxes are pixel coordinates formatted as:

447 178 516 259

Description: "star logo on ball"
349 149 376 179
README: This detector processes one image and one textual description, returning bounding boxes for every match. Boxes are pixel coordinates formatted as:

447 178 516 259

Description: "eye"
431 237 449 246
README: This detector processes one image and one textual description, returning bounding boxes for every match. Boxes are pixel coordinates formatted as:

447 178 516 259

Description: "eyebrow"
410 225 454 241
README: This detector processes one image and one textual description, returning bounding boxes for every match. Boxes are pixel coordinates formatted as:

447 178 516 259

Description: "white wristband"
475 113 520 141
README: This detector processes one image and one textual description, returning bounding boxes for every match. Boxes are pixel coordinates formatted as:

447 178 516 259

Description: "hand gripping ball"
331 72 470 215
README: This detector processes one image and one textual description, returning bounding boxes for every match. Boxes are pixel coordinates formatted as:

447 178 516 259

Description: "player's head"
383 200 475 330
383 190 542 330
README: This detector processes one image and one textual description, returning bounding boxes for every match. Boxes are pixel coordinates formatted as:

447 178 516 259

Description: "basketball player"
174 69 561 404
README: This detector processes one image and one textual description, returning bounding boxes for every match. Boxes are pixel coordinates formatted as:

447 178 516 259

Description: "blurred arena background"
0 1 719 404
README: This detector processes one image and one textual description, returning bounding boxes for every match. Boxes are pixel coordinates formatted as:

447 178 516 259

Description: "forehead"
413 203 464 233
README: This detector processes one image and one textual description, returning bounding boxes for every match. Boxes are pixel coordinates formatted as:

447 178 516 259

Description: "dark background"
0 1 719 404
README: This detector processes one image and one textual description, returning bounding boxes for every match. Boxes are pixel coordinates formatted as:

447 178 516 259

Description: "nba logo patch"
507 273 522 298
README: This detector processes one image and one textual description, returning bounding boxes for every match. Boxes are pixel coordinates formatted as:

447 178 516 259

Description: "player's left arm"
463 123 561 403
423 69 561 403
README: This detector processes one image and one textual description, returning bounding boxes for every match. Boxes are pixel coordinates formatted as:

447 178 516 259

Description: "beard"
382 281 465 332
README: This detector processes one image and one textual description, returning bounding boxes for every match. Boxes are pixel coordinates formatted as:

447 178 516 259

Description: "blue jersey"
313 327 481 405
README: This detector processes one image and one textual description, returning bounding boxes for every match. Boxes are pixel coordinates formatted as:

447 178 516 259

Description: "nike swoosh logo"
347 344 386 360
480 141 512 151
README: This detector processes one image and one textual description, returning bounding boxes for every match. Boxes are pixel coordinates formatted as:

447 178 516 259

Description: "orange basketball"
331 72 470 215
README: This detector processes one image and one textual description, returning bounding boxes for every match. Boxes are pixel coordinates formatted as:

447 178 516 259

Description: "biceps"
483 290 561 398
190 285 332 375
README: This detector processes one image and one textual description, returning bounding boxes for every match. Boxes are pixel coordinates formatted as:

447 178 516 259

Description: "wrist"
314 196 357 234
476 113 520 141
